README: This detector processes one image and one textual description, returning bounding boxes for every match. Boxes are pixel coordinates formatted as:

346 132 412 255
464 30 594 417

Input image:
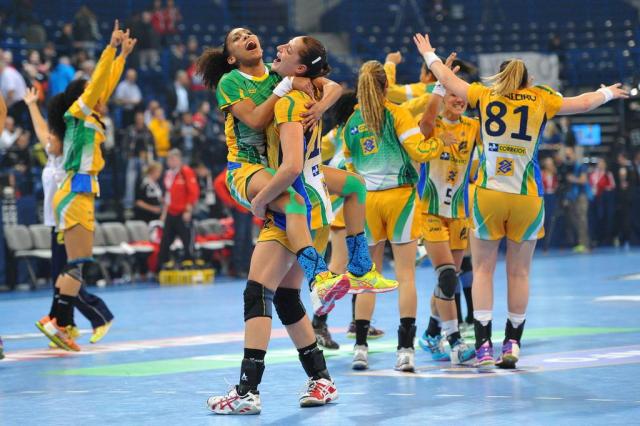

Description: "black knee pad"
273 288 306 325
434 264 458 300
244 280 274 321
61 257 94 283
460 256 472 274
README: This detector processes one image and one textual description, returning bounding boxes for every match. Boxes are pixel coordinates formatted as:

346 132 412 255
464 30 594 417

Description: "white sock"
508 312 526 328
441 319 458 337
475 310 492 326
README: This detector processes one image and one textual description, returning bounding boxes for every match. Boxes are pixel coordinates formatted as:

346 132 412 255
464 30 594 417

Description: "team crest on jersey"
312 164 320 176
361 137 378 155
350 126 359 135
447 170 458 183
496 157 514 176
440 152 451 160
458 141 468 152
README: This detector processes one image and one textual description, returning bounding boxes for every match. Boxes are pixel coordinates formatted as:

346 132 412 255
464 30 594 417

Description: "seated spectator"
0 116 21 151
134 162 163 222
148 107 171 160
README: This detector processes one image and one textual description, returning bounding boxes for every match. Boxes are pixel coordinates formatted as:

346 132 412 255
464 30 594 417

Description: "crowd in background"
0 1 639 288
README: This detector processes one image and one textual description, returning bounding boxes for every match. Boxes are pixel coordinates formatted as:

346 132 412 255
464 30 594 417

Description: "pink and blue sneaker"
496 339 520 369
475 341 494 368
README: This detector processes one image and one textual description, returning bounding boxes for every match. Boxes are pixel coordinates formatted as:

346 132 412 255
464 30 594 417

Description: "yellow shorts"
365 186 420 245
257 218 331 254
226 162 267 210
330 195 345 229
472 186 545 242
53 184 96 232
422 214 469 250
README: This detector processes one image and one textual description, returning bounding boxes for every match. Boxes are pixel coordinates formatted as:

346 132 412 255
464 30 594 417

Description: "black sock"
55 294 76 327
351 294 357 322
49 287 60 318
474 319 492 350
312 314 328 329
447 331 462 347
238 348 266 395
455 293 463 324
398 317 416 349
463 287 474 322
504 320 526 344
298 342 331 380
355 319 370 346
426 316 441 337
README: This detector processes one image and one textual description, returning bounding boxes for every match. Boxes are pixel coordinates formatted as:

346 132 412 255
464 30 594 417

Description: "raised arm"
101 31 137 104
384 51 402 86
558 83 628 115
413 34 469 101
250 121 304 218
419 83 444 137
75 21 124 112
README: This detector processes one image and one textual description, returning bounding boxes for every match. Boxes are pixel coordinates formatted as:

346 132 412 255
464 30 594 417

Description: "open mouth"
245 40 257 51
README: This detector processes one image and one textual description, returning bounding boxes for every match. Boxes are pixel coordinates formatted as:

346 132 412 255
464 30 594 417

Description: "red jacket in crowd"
164 165 199 216
589 169 616 197
213 168 249 213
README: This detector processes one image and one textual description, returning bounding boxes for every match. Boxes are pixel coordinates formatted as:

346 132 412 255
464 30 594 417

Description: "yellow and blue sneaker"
90 321 113 344
347 264 399 294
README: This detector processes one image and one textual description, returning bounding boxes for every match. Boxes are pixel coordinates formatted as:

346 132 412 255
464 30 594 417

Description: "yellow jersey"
269 90 333 230
401 92 432 123
419 116 479 218
384 61 431 104
467 83 563 196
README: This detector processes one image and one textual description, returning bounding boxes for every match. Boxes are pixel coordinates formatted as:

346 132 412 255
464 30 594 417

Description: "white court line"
65 390 90 394
585 398 618 402
387 393 415 396
20 391 45 394
107 390 131 394
535 396 564 400
594 295 640 302
486 395 511 398
3 330 92 340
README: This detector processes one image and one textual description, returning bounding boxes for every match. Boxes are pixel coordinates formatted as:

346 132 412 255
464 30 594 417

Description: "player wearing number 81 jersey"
469 83 562 197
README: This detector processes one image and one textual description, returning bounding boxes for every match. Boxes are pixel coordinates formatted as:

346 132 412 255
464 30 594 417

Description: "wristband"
597 87 613 103
422 52 442 69
273 76 293 97
432 82 446 97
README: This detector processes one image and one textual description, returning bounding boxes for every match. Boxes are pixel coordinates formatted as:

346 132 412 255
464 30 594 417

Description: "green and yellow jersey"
216 64 282 165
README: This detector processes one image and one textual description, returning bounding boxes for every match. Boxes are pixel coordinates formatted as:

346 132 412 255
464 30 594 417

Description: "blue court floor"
1 248 640 425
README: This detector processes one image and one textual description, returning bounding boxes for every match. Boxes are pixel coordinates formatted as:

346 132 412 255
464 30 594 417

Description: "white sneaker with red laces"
207 386 261 415
299 378 338 407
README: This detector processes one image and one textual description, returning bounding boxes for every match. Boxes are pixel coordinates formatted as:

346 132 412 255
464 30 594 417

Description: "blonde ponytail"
357 60 387 137
484 59 528 97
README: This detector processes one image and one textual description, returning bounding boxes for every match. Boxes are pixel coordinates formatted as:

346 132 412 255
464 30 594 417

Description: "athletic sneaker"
418 332 449 361
0 336 4 360
346 322 385 339
36 316 80 351
475 341 495 368
299 378 338 407
352 344 368 370
449 339 476 365
347 265 398 294
90 321 113 344
415 243 429 266
314 323 339 350
395 347 415 372
49 325 80 349
207 386 261 415
496 339 520 369
310 271 350 316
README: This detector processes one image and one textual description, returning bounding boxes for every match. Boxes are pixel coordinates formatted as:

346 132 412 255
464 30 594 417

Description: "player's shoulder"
531 85 562 97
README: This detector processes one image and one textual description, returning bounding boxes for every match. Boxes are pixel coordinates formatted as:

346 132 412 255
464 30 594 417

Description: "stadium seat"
3 225 50 286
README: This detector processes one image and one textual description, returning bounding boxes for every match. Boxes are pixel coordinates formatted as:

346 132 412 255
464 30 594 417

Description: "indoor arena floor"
1 249 640 425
